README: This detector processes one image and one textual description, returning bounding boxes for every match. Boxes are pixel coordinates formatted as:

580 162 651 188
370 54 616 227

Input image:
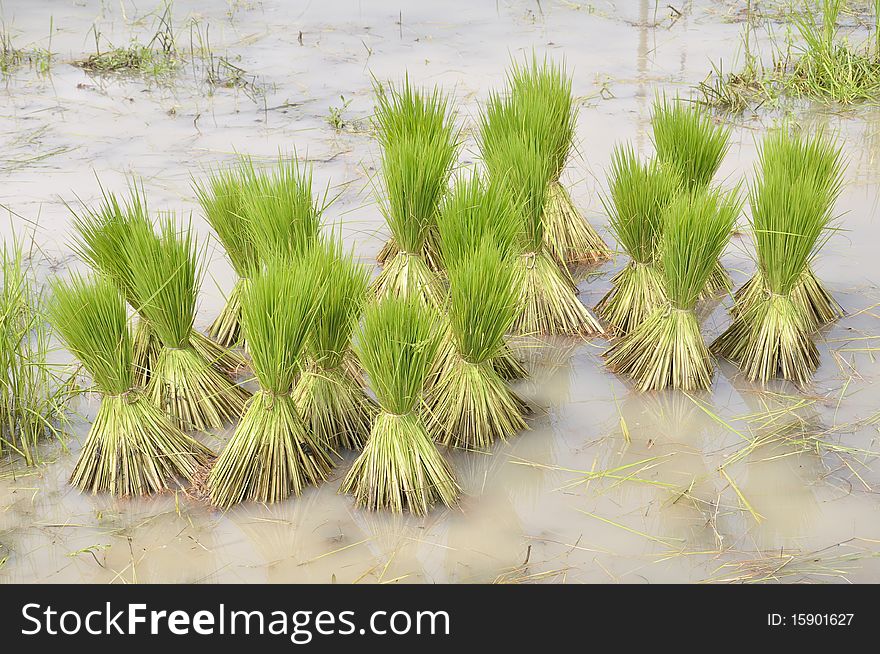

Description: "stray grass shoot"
605 187 740 391
49 274 212 496
208 256 333 508
596 145 681 335
341 295 458 514
127 216 250 431
0 240 72 465
291 239 375 452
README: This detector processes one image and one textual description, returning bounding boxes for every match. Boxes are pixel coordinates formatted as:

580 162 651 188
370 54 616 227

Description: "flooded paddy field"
1 0 879 584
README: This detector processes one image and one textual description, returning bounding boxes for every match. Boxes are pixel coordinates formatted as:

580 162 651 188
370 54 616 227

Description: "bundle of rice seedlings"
341 295 458 514
501 55 611 266
127 216 250 430
483 128 603 337
605 187 740 391
291 239 375 452
427 240 527 450
243 155 324 263
193 157 260 348
712 133 843 384
0 240 72 465
48 274 212 496
70 188 243 385
373 79 454 271
651 96 732 296
371 83 459 305
595 145 682 335
436 170 528 380
208 256 334 508
728 129 845 329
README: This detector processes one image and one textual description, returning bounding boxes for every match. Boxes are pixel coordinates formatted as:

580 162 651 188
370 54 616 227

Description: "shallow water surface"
1 0 879 584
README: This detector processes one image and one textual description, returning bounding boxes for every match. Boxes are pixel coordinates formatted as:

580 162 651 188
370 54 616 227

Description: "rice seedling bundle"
482 127 603 337
209 256 334 508
371 127 457 307
427 239 527 450
435 170 528 380
291 239 375 452
126 216 250 430
373 79 453 271
71 188 243 385
728 129 845 329
595 145 682 335
497 55 611 266
605 187 740 391
341 295 458 514
243 155 323 263
651 96 732 296
712 130 843 385
0 240 72 465
48 274 212 496
193 157 260 347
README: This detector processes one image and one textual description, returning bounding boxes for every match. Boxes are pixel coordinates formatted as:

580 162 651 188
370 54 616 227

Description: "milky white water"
1 0 879 583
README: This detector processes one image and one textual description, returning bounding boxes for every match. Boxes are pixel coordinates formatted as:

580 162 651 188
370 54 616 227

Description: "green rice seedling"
427 240 527 450
193 157 260 348
712 131 843 385
595 145 681 335
605 187 740 391
243 155 324 263
291 239 375 452
651 95 732 296
208 256 333 507
70 187 243 385
373 78 455 271
0 240 72 465
371 123 458 307
435 169 528 380
127 216 250 431
501 55 611 266
341 295 458 514
483 127 603 337
48 274 212 496
729 128 845 329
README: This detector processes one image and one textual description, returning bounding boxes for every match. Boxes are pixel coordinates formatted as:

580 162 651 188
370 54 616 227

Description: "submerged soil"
1 0 879 583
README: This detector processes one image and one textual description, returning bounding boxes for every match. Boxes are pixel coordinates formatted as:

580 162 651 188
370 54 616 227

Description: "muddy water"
1 0 879 583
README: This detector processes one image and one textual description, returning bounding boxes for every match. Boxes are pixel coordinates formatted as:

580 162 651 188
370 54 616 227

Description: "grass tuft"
606 187 739 390
208 255 333 507
291 239 375 452
596 145 681 335
341 295 458 514
427 240 527 450
48 274 212 496
483 130 603 336
482 55 610 265
713 128 845 384
193 157 260 347
126 216 250 430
